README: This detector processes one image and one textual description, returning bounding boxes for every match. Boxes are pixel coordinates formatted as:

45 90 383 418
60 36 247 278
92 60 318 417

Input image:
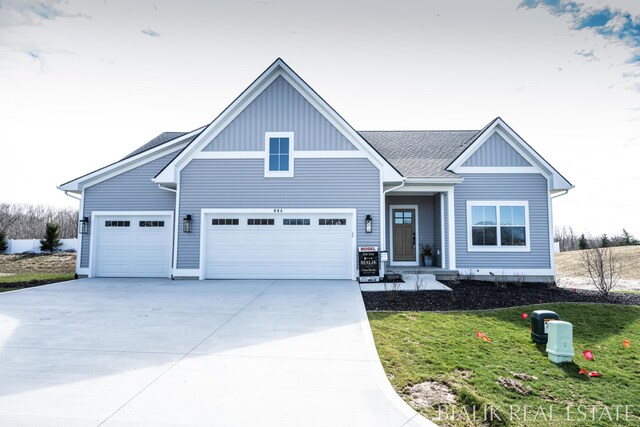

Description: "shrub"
40 223 62 253
580 245 622 298
578 234 588 250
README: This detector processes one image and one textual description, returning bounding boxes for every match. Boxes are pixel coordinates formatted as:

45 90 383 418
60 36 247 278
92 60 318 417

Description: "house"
58 59 572 282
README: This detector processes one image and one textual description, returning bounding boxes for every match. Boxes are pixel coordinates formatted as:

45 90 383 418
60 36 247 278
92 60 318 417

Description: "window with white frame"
467 201 530 251
265 132 294 177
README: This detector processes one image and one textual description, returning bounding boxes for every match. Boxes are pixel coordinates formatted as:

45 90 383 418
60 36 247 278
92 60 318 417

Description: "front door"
392 208 416 262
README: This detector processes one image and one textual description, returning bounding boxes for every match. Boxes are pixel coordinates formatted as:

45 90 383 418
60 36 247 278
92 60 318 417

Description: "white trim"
440 192 446 269
154 60 403 185
385 184 455 194
59 128 203 191
172 173 181 275
76 268 90 276
388 204 419 266
194 151 264 159
76 187 85 275
454 166 537 174
192 150 367 160
465 201 531 253
88 210 174 278
547 177 556 277
264 131 294 178
447 188 456 269
447 119 572 191
404 177 464 185
199 208 357 280
172 269 201 277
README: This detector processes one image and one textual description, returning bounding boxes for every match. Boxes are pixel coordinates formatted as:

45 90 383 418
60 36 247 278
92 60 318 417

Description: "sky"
0 0 639 237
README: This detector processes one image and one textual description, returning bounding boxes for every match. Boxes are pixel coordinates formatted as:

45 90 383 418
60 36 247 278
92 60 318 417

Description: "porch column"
447 187 456 270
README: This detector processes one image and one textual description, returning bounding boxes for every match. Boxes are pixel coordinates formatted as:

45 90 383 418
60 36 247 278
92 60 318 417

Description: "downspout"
63 191 81 201
381 179 407 250
157 184 177 194
551 189 569 199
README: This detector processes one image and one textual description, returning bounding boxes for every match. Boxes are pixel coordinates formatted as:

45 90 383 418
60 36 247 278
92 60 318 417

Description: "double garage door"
92 211 354 279
204 212 354 279
93 214 173 278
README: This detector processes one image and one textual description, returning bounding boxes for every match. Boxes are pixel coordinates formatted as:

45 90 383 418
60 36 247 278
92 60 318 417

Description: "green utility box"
530 310 560 344
546 320 574 363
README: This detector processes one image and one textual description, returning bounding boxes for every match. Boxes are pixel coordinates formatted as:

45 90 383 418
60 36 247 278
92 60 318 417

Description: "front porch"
383 184 456 274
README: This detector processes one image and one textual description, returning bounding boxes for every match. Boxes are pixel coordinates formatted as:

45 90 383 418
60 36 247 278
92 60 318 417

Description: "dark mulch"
0 278 73 291
363 280 640 311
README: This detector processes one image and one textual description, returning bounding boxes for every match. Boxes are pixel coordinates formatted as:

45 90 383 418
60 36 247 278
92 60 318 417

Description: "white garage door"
204 212 354 279
94 214 173 278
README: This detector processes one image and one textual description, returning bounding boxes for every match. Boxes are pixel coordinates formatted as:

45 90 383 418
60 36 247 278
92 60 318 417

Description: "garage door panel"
94 215 172 278
205 212 353 280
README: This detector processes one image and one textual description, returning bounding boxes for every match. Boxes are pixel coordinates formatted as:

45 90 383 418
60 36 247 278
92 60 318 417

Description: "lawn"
369 304 640 426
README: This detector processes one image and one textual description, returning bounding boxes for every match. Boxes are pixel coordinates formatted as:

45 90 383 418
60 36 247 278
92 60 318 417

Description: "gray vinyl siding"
385 195 435 264
202 76 357 152
462 133 531 167
177 158 380 269
434 194 441 267
454 173 550 269
80 152 177 268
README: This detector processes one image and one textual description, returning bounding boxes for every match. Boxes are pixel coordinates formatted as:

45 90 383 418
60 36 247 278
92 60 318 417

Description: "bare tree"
0 203 78 239
554 225 578 252
580 244 623 298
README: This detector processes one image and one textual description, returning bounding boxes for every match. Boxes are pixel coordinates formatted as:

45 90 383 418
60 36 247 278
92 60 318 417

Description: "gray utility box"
530 310 560 344
546 320 575 364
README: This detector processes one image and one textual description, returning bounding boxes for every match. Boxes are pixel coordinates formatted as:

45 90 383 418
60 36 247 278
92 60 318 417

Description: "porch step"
385 267 459 281
360 273 451 292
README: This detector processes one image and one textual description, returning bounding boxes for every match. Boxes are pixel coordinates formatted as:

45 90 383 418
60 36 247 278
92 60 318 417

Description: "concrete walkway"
0 279 433 426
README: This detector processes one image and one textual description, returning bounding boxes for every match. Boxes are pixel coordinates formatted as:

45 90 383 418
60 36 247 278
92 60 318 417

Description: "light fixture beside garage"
79 217 89 234
365 214 373 233
183 215 193 233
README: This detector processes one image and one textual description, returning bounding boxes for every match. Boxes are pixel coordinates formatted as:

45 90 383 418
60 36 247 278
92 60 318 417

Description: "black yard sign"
358 246 379 282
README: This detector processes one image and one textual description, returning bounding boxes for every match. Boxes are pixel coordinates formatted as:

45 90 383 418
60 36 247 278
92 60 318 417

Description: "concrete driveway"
0 279 432 426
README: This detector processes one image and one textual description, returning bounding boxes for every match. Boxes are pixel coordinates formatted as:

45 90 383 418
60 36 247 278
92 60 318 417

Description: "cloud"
0 0 90 27
575 49 598 61
141 28 161 37
519 0 640 62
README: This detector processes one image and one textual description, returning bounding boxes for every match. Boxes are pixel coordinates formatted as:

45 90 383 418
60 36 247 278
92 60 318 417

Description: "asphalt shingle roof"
358 130 480 178
123 132 188 160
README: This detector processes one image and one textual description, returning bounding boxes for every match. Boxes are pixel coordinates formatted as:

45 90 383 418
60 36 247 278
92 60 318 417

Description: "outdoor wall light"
183 214 193 233
79 217 89 234
365 214 373 233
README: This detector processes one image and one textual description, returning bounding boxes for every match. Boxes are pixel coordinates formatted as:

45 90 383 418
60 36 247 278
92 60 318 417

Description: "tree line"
0 203 79 239
555 226 639 252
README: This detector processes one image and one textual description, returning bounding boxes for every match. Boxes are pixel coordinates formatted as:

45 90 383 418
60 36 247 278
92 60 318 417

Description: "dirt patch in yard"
404 381 456 409
0 253 76 274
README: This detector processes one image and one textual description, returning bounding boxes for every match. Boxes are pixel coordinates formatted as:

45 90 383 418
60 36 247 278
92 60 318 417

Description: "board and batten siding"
462 133 531 167
454 173 550 270
177 158 380 269
80 152 177 268
385 195 435 264
202 76 357 152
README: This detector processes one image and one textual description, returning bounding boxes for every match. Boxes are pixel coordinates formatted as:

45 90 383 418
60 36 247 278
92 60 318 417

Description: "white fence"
4 239 78 254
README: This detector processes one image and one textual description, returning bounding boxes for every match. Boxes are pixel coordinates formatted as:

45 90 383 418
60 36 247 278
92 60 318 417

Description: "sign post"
358 246 379 283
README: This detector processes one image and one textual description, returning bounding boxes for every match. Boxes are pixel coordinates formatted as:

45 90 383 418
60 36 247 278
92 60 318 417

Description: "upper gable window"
265 132 294 177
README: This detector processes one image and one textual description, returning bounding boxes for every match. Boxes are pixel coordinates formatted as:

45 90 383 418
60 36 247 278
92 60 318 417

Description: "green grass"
0 273 74 284
369 304 640 426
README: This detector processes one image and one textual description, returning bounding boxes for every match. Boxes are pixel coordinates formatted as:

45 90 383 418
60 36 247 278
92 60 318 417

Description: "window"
105 220 130 227
283 218 310 225
265 132 294 177
319 218 347 226
247 218 274 226
139 221 164 227
467 201 529 251
212 218 239 225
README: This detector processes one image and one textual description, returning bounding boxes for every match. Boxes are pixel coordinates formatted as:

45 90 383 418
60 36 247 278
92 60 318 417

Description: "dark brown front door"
392 208 416 262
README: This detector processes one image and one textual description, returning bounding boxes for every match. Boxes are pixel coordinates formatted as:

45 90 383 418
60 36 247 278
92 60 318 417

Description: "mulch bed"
363 280 640 311
0 278 74 291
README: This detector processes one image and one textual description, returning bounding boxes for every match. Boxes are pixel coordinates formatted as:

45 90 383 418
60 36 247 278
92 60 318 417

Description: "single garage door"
93 214 173 277
204 212 354 279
